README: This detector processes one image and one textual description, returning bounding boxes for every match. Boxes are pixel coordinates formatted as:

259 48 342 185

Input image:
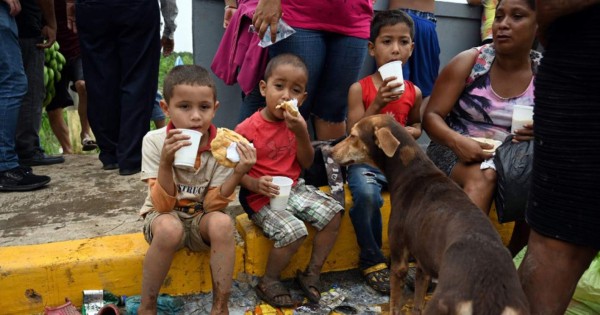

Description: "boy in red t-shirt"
235 53 343 307
345 10 423 295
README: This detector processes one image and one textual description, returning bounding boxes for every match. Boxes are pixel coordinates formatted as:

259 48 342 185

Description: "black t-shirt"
16 0 42 39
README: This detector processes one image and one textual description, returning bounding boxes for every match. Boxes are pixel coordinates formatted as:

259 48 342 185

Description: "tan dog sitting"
330 115 529 315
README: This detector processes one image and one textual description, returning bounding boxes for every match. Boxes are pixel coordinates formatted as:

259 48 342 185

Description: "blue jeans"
347 163 388 269
0 4 27 171
238 28 368 124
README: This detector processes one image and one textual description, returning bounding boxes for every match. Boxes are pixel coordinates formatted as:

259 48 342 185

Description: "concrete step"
0 233 245 315
0 185 514 314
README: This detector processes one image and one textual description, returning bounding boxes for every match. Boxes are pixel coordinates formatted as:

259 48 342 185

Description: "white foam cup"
511 105 534 134
173 129 202 169
378 60 405 93
270 176 293 210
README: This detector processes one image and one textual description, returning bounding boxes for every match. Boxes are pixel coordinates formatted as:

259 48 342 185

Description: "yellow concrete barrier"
236 186 514 279
0 233 244 315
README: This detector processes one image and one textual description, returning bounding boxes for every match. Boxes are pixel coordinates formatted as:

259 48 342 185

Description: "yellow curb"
236 186 513 279
236 186 392 279
0 233 244 315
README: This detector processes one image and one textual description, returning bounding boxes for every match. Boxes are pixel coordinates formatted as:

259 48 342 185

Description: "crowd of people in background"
1 0 599 314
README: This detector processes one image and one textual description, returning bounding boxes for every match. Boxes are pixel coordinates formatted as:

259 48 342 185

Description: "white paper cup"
378 60 405 93
511 105 534 134
270 176 293 210
173 129 202 169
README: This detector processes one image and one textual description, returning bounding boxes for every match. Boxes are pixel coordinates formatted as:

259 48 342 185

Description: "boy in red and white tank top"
346 10 423 295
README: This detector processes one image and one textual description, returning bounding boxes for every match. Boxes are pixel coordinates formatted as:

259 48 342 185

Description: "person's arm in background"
65 0 75 33
252 0 281 44
160 0 177 56
3 0 21 16
406 86 422 140
37 0 56 48
536 0 600 45
466 0 481 5
223 0 237 28
422 48 493 163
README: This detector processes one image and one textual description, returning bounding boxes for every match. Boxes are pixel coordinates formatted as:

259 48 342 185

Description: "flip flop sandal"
296 270 322 304
362 263 391 294
254 280 295 308
82 138 98 151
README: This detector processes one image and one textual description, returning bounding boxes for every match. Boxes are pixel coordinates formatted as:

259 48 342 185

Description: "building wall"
192 0 482 130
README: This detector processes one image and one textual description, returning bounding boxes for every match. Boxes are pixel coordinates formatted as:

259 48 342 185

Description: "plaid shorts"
251 179 344 248
142 210 210 252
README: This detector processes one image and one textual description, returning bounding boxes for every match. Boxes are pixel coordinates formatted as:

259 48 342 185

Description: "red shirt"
359 76 416 126
235 112 301 212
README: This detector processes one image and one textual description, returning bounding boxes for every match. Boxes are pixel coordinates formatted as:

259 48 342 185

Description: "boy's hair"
163 65 217 103
370 10 415 43
264 53 309 82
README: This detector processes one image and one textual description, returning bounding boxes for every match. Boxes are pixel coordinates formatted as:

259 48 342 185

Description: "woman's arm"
422 49 477 149
405 86 423 140
423 49 493 162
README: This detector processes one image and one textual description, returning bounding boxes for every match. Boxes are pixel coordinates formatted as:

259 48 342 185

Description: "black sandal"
362 263 391 294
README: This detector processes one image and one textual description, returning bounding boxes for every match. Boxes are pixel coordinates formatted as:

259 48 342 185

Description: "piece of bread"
275 99 299 117
470 137 502 153
211 128 250 168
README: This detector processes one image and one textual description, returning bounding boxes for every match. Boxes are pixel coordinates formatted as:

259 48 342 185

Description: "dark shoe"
0 166 51 192
20 152 65 166
362 263 391 295
81 137 98 151
102 163 119 170
119 167 141 176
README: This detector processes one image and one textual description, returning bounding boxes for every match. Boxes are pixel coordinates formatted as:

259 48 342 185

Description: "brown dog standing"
331 115 529 315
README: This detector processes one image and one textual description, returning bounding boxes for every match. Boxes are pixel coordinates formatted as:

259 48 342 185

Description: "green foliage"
158 52 194 93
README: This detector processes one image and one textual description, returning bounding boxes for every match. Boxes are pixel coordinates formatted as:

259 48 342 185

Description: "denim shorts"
268 28 368 123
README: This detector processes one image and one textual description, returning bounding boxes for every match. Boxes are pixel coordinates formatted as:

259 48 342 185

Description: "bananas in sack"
43 41 67 107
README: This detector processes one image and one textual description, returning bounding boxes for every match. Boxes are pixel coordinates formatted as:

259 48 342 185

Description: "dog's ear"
374 127 400 157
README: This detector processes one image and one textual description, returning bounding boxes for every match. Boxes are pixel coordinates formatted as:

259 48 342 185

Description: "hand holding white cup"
511 105 534 134
379 60 405 93
173 129 202 169
270 176 293 210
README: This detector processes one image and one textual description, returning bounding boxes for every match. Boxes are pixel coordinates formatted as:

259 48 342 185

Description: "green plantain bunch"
43 41 67 107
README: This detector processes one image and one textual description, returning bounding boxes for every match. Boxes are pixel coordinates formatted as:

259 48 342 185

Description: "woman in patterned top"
422 0 539 255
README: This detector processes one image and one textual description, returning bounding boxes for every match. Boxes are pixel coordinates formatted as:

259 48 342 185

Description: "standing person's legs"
46 66 74 154
47 108 72 154
519 231 597 315
0 7 27 172
70 57 96 150
16 37 43 158
311 34 367 140
76 1 120 168
0 5 50 190
268 29 326 138
17 37 64 165
115 0 160 174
